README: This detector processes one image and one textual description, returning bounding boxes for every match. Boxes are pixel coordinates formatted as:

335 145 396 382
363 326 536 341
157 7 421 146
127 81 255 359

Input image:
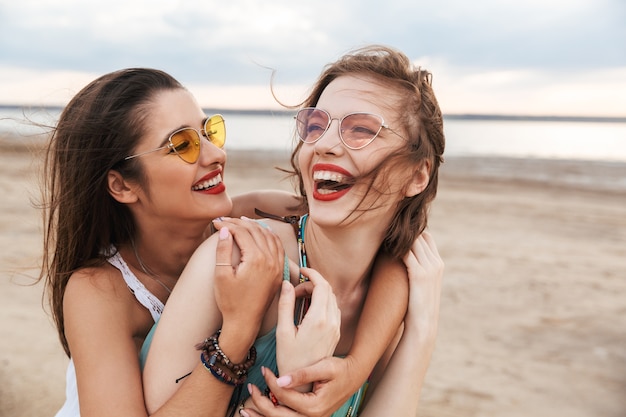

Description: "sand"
1 135 625 417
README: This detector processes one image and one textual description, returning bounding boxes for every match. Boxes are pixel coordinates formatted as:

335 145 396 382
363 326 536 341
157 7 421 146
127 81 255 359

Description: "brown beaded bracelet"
196 330 257 384
200 351 246 386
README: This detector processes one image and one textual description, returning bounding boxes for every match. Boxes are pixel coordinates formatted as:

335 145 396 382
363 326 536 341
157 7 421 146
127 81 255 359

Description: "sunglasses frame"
294 107 406 150
124 114 225 164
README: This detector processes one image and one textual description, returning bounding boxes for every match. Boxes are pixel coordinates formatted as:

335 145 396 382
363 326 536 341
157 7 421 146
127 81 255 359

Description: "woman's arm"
245 232 443 417
142 221 285 415
230 190 302 219
64 221 283 417
242 252 409 417
64 267 155 417
359 231 443 415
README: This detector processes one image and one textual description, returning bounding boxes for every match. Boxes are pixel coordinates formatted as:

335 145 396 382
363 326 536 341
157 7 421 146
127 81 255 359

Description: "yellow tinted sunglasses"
125 114 226 164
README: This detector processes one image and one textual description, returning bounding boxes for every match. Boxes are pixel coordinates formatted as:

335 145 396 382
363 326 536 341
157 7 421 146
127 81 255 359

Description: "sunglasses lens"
204 115 226 148
170 129 201 163
296 108 329 143
340 113 384 149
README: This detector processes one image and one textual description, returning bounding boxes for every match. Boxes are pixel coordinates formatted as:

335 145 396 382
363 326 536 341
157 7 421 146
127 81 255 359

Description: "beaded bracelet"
200 351 246 386
197 330 257 376
196 330 257 386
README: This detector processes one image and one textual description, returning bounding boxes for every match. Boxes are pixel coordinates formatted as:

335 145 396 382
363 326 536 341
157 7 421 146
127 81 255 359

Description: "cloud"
0 0 624 115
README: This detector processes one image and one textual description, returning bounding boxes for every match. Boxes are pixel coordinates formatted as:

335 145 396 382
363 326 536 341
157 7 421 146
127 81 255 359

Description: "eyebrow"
158 117 206 146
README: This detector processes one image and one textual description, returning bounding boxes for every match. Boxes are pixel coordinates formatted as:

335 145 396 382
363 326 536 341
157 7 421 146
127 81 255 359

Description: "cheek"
297 149 313 183
148 163 195 194
297 146 310 167
363 160 410 201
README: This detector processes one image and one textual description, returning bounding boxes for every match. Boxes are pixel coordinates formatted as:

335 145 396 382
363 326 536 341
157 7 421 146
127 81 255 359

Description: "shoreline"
2 103 626 123
2 132 626 194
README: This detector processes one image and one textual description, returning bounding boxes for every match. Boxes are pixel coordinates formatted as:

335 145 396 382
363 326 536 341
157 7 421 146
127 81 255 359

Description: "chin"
307 203 352 227
207 195 233 219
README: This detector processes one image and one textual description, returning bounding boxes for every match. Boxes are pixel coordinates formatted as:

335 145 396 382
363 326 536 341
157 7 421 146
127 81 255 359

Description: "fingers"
246 380 304 417
290 270 336 322
292 281 314 299
403 231 444 274
214 226 234 268
213 217 284 279
261 367 315 413
274 358 339 389
214 217 281 256
276 281 296 339
297 268 340 339
213 217 285 329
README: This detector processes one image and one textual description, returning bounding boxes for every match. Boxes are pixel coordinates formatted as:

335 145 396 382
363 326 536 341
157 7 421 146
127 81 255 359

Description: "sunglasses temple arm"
124 145 169 160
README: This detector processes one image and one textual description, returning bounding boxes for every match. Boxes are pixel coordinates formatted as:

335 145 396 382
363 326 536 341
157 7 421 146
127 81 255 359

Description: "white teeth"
316 188 335 195
193 174 222 190
313 170 346 183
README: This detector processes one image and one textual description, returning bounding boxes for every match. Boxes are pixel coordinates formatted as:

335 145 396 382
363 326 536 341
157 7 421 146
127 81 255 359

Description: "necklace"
131 239 173 294
296 215 310 323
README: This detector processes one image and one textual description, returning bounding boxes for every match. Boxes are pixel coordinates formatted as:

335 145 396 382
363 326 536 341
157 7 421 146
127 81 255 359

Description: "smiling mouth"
314 170 354 195
192 173 223 191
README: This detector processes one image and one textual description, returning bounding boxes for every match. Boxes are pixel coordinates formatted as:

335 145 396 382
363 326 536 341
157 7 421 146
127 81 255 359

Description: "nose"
313 119 343 155
198 134 226 166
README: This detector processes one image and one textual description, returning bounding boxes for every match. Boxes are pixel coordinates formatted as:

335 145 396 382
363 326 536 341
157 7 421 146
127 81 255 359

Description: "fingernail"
219 227 229 240
240 410 249 417
240 215 252 221
247 383 252 395
261 366 266 376
276 375 292 387
213 217 224 222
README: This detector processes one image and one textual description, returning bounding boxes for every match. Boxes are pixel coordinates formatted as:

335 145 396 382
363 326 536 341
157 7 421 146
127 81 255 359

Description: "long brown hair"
289 45 445 259
39 68 184 356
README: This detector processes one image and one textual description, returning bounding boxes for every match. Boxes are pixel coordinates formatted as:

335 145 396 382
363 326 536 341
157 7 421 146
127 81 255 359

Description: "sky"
0 0 624 117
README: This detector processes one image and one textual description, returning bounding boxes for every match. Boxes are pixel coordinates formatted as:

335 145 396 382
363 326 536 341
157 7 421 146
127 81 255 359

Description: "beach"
1 135 625 417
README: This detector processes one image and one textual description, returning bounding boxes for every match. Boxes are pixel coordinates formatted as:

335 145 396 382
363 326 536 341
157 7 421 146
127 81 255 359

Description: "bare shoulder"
63 264 141 350
64 264 132 308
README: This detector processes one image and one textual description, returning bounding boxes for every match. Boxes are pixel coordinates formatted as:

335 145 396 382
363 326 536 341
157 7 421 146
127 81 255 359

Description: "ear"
405 160 431 198
107 169 139 204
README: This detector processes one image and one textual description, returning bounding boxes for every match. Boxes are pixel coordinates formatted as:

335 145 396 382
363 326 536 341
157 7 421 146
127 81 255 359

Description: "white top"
55 249 164 417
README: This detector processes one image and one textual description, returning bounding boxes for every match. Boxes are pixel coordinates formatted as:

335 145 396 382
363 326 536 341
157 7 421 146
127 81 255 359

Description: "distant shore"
1 103 625 123
3 131 626 195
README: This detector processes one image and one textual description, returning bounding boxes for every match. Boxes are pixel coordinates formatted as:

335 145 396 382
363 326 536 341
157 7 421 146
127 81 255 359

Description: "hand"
402 230 444 342
277 267 341 377
212 218 285 338
244 359 351 417
242 380 305 417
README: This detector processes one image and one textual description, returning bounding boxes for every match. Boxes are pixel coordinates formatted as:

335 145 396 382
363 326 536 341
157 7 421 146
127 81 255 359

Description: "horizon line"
1 104 624 124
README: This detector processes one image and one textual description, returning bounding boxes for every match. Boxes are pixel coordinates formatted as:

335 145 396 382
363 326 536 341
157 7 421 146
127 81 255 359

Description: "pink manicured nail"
276 375 292 387
240 410 250 417
247 383 252 395
219 227 229 240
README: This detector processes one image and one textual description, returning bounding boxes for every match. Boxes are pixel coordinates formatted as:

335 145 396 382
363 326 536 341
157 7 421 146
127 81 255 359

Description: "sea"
2 106 624 162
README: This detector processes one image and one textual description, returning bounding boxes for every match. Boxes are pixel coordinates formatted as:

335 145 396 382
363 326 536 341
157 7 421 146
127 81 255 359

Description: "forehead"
316 75 401 120
143 89 205 138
